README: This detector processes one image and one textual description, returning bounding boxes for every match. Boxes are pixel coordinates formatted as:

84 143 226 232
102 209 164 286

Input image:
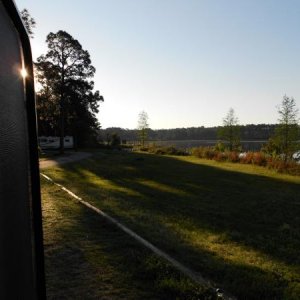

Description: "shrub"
191 147 214 159
192 146 300 176
203 147 216 160
214 142 226 152
240 152 254 164
215 151 226 161
147 145 187 156
261 138 280 156
110 133 121 148
252 152 268 166
191 147 200 157
237 152 267 166
267 158 300 175
139 146 149 152
227 151 239 163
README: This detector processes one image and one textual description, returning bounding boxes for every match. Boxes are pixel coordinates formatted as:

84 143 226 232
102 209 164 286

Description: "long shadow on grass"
47 151 300 299
43 180 216 300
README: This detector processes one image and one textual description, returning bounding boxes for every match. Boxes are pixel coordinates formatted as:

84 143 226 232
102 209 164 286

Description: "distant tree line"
99 124 277 143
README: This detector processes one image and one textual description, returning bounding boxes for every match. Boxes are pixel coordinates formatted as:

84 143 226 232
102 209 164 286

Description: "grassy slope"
42 177 216 299
42 151 300 299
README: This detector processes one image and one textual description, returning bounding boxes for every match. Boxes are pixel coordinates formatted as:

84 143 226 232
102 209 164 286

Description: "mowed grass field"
42 151 300 299
42 178 216 299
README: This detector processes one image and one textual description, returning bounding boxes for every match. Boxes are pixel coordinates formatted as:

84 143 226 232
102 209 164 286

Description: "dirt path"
39 152 92 169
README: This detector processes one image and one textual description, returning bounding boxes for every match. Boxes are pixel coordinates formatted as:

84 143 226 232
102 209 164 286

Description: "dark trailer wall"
0 1 45 299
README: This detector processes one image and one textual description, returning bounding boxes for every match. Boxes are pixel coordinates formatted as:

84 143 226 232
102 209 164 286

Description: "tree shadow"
42 180 217 299
47 151 300 299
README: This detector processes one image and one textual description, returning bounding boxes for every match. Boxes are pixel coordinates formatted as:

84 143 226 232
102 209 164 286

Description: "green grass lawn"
42 177 216 299
42 151 300 299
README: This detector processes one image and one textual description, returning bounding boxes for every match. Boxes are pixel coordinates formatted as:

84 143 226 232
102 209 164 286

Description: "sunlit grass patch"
138 179 190 196
180 156 300 184
80 169 142 197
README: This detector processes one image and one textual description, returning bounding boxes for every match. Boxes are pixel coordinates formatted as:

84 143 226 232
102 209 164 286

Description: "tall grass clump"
239 152 268 166
191 147 239 163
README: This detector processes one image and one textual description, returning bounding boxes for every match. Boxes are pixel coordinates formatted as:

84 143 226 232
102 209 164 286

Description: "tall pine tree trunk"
59 102 64 154
59 70 65 154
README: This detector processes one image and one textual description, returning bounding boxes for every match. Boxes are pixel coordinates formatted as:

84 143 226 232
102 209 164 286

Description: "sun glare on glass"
20 68 28 78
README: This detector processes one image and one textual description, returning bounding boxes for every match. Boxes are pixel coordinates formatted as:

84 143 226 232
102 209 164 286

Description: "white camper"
38 136 74 149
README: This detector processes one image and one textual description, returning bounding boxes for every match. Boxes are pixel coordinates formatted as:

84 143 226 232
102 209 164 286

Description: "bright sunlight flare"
20 67 27 78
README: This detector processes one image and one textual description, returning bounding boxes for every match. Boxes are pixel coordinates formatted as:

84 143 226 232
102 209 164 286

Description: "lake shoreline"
128 139 268 151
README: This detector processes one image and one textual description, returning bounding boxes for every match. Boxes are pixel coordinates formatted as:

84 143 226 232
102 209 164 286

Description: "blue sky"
16 0 300 129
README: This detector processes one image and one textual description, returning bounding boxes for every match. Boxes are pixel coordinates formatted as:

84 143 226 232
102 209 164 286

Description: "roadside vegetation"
131 142 300 176
191 147 300 176
42 151 300 299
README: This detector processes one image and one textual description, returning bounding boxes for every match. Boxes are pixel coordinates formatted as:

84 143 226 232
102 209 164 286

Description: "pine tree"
35 31 104 151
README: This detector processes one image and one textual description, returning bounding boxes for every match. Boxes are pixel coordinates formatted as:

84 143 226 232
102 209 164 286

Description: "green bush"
148 145 187 156
191 147 216 159
214 142 226 152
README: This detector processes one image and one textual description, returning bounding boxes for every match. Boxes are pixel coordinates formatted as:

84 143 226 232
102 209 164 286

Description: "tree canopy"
20 9 36 38
137 111 149 146
35 30 103 150
218 108 240 151
274 95 299 160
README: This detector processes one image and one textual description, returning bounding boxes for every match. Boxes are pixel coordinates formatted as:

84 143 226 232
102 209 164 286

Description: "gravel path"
39 152 92 169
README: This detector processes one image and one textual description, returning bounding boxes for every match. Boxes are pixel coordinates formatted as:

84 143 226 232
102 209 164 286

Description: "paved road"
39 152 92 169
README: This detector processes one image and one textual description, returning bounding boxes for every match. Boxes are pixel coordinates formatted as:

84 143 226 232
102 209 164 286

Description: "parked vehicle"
38 136 74 149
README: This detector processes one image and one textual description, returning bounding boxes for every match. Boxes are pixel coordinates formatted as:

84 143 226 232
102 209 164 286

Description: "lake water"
146 140 268 151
